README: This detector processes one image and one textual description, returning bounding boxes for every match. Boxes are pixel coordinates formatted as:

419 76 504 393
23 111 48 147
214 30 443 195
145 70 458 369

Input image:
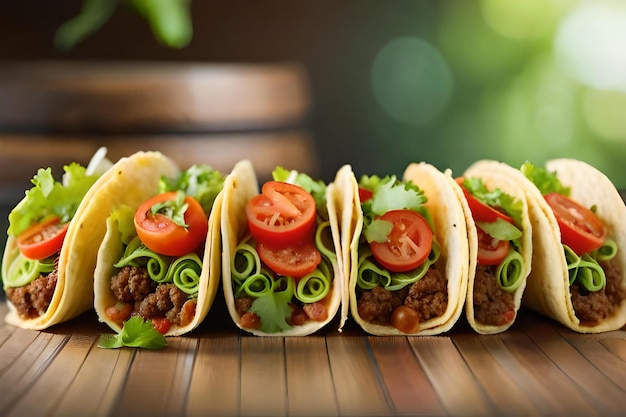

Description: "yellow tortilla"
220 160 346 336
461 160 533 334
93 152 224 336
524 158 626 333
2 150 178 329
346 162 470 335
476 159 626 333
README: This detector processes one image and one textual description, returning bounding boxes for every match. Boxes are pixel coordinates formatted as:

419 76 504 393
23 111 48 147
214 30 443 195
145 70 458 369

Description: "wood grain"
0 301 624 416
186 335 240 417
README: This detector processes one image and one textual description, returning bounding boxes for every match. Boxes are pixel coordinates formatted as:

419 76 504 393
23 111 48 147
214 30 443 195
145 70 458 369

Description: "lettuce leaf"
159 164 224 215
520 162 570 196
8 163 100 237
461 177 524 226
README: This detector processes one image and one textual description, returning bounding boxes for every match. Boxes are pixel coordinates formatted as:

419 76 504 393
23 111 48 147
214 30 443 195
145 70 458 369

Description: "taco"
457 161 533 334
220 160 345 336
2 147 116 329
93 157 225 336
345 162 470 335
486 159 626 333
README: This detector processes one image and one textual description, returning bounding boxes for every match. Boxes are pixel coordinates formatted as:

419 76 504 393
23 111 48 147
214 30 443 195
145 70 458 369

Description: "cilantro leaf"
159 164 224 215
362 175 427 216
520 162 570 196
97 316 167 350
363 218 394 243
250 293 293 333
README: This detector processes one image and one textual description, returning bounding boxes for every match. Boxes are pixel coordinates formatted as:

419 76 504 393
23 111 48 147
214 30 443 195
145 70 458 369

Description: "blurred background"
1 0 626 249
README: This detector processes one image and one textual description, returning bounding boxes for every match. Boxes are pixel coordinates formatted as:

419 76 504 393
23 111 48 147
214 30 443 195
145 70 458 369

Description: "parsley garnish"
97 317 167 350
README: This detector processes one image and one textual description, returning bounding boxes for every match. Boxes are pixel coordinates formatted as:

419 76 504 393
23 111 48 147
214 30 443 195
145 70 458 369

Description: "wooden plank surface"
0 301 625 417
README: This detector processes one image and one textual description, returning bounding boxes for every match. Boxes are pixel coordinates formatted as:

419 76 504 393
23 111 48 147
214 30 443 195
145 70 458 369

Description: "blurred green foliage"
55 0 192 51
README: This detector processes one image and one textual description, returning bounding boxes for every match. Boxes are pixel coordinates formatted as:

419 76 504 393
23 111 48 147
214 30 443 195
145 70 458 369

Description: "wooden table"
0 292 624 417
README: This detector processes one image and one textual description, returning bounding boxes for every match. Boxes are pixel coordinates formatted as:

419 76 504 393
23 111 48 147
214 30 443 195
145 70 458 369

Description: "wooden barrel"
0 60 318 195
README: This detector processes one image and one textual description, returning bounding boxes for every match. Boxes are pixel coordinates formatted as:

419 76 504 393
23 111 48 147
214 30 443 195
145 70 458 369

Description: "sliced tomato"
456 177 514 225
257 240 321 278
544 192 605 256
17 216 69 260
476 227 510 265
246 181 317 247
358 187 373 202
369 209 433 273
134 191 208 257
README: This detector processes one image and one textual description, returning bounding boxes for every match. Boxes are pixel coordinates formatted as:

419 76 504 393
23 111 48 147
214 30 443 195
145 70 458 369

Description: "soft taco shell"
461 160 533 334
525 158 626 333
346 162 470 335
475 159 626 333
2 151 179 329
93 151 224 336
220 160 346 336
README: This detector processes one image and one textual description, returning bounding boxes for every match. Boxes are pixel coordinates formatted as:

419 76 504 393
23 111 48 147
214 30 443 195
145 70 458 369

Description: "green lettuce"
520 162 570 196
8 163 100 237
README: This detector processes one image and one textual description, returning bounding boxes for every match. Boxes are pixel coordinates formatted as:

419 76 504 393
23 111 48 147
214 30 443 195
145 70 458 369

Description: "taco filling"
103 165 224 333
522 162 626 326
231 168 337 333
4 159 107 319
456 176 525 327
354 175 444 334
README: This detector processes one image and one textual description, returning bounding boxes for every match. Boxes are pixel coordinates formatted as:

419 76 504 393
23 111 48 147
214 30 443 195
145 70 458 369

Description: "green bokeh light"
371 36 453 127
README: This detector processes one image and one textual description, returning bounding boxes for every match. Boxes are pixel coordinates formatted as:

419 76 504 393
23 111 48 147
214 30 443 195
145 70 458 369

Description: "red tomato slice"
257 240 321 278
544 192 606 256
134 191 208 257
476 227 510 265
456 177 514 225
358 187 373 202
369 209 433 273
246 181 317 247
17 216 69 260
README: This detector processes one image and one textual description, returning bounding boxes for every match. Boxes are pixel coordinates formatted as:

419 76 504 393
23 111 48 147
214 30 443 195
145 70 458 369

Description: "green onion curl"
295 260 331 303
356 241 441 291
315 220 337 261
495 249 525 292
565 246 606 292
114 236 171 283
594 239 617 262
167 253 203 295
232 242 261 285
5 253 56 288
240 268 275 298
357 248 392 290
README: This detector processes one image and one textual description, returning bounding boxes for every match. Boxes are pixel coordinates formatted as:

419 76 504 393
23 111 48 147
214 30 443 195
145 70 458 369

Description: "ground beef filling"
473 264 515 326
5 257 59 320
571 258 626 326
110 266 188 325
6 269 59 320
357 267 447 325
